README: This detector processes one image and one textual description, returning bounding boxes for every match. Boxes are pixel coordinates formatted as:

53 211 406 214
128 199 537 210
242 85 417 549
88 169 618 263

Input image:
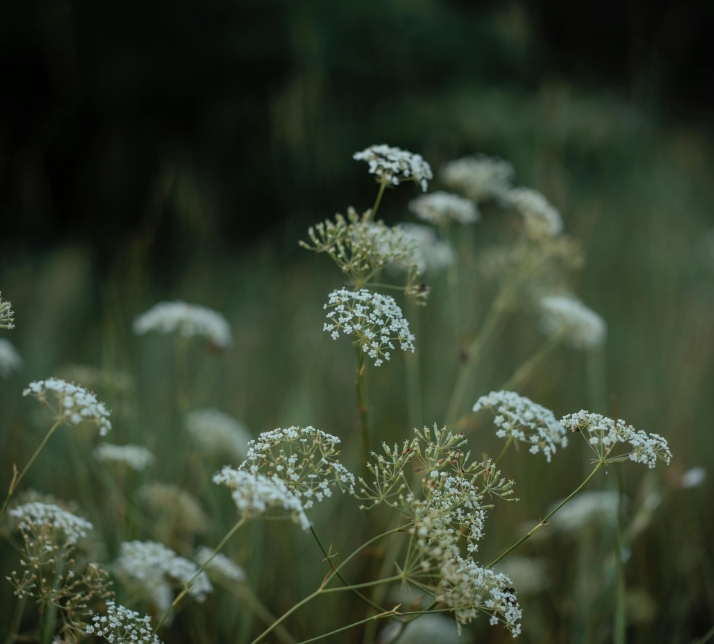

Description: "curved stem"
370 180 388 221
298 608 402 644
488 461 605 568
0 419 62 523
354 346 370 470
494 436 514 467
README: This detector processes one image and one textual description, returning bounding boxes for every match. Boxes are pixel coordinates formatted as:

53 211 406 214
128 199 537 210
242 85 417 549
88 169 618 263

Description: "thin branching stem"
613 465 627 644
500 334 562 392
354 345 371 469
370 179 389 221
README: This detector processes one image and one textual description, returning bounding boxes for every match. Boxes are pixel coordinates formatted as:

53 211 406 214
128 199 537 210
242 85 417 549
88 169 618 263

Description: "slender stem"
500 334 561 392
154 517 246 633
613 465 627 644
370 180 388 221
354 346 370 469
440 223 462 343
175 336 190 412
0 420 62 523
404 299 423 431
321 575 402 593
298 608 402 644
488 461 605 567
494 436 514 467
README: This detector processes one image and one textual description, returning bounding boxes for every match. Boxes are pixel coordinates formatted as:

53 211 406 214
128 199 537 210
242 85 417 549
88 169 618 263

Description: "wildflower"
680 467 707 489
323 288 415 366
473 391 568 462
139 483 209 537
195 546 246 582
396 224 455 274
547 491 619 533
185 408 252 461
440 155 515 203
353 144 433 192
539 295 606 350
23 378 112 436
408 192 480 226
94 443 156 471
133 301 232 349
560 410 672 468
0 292 14 329
0 339 22 377
86 601 161 643
10 502 93 544
505 188 563 238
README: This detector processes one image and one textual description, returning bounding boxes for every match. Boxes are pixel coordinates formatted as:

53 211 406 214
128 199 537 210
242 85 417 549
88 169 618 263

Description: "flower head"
539 295 606 350
23 378 112 436
473 391 568 462
10 502 93 544
139 483 209 537
133 301 232 348
396 224 455 274
86 600 162 643
409 192 480 226
505 188 563 239
195 547 246 582
323 288 415 366
440 155 515 203
0 339 22 377
185 408 252 461
353 144 433 192
94 443 155 471
0 292 15 330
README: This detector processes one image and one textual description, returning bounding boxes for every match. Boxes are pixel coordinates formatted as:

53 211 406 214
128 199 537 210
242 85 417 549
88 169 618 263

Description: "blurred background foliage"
1 0 714 642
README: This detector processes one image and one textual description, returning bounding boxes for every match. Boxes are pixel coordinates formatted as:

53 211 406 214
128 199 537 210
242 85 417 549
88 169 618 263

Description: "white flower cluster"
133 301 232 349
185 408 252 461
10 502 93 544
560 411 672 469
505 188 563 239
353 144 433 192
86 600 161 644
23 378 112 436
396 224 455 274
440 155 515 203
0 339 22 377
0 292 14 330
195 546 246 582
323 288 415 366
473 391 568 463
408 191 479 226
114 541 213 613
94 443 156 471
539 295 607 350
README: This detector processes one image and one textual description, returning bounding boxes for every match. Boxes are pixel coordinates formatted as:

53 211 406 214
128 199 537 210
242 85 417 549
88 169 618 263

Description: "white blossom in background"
539 295 607 350
389 223 455 275
85 601 162 644
94 443 155 471
353 144 433 192
548 491 619 534
0 292 14 330
505 187 563 238
195 547 246 582
133 301 232 348
440 155 515 203
0 339 22 377
185 408 252 461
139 483 208 536
473 391 568 462
10 502 93 544
323 288 415 366
560 411 672 469
681 467 707 489
408 191 479 226
494 557 550 596
23 378 112 436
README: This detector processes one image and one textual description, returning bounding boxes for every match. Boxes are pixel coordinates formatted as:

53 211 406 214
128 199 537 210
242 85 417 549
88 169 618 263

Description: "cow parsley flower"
505 188 563 238
86 601 162 644
353 144 433 192
539 295 607 350
139 483 208 536
0 292 14 330
409 192 480 226
10 502 93 544
185 408 252 461
560 410 672 469
323 288 415 366
680 467 707 489
0 339 22 377
473 391 568 462
548 491 618 533
440 155 515 203
396 224 455 274
133 301 232 349
195 547 246 582
23 378 112 436
94 443 156 471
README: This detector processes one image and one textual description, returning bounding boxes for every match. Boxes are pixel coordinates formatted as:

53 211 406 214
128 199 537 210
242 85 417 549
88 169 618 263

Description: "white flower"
10 502 93 544
86 601 162 644
323 288 415 367
681 467 707 489
94 443 155 471
23 378 112 436
494 557 549 596
548 491 619 533
505 188 563 238
560 410 672 469
195 546 246 582
133 301 232 348
408 192 479 226
0 292 14 330
353 144 433 192
185 408 252 461
0 339 22 377
396 224 455 274
539 295 606 350
473 391 568 463
440 155 515 203
139 483 208 535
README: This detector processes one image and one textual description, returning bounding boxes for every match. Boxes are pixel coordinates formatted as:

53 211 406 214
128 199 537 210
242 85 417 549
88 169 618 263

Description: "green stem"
500 334 562 392
494 436 514 467
370 180 388 221
404 299 423 431
614 465 627 644
440 223 462 343
0 420 62 523
154 517 246 633
175 336 190 412
488 461 605 567
354 346 370 469
298 608 402 644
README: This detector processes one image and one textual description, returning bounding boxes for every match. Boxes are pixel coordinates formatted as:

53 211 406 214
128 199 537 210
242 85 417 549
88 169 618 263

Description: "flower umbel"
353 144 433 192
539 295 606 350
10 501 93 545
86 601 161 644
185 408 252 461
440 155 515 203
409 191 480 226
505 188 563 239
94 443 156 471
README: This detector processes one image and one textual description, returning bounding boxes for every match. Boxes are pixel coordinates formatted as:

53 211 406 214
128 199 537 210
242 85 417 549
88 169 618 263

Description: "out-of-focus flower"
0 339 22 377
440 155 515 203
185 408 252 461
505 188 563 238
195 547 246 582
94 443 155 472
409 192 479 225
495 557 550 596
395 224 455 274
10 502 93 545
681 467 707 489
539 295 606 350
